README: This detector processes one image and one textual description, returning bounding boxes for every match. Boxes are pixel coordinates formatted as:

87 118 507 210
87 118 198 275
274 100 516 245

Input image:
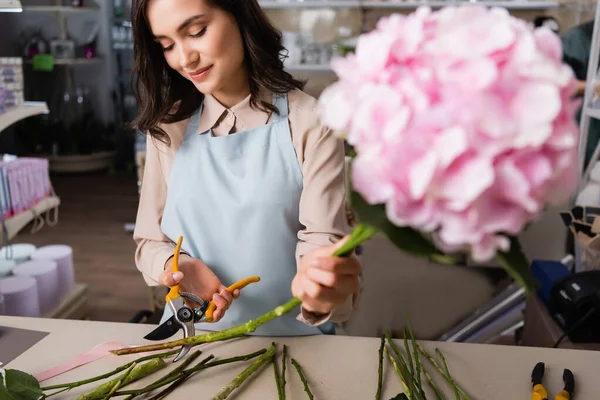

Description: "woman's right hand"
160 254 240 322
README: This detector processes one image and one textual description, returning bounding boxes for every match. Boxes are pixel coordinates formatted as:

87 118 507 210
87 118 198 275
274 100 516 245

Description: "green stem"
111 299 302 356
376 336 385 400
122 350 202 400
147 374 190 400
117 355 215 397
210 344 276 400
41 350 178 391
418 358 445 400
386 331 424 400
200 349 267 370
281 344 287 399
272 343 284 400
109 229 371 358
102 363 136 400
403 334 415 383
44 387 71 398
406 322 425 400
74 359 166 400
436 349 459 400
291 358 314 400
155 350 201 387
385 347 409 396
416 344 471 400
116 349 267 397
333 223 377 257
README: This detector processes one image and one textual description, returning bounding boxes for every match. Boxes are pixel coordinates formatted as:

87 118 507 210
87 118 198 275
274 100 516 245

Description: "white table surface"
2 315 600 399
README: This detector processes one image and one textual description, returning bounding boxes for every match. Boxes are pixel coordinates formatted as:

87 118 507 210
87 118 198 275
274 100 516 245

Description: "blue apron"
159 92 334 336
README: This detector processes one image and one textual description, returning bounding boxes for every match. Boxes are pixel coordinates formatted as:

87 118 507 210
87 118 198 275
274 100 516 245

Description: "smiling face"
146 0 248 106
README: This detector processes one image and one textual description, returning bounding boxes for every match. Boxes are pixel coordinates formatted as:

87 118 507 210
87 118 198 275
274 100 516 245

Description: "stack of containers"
31 245 75 299
0 157 52 219
0 243 39 317
0 243 75 317
12 260 59 314
0 276 40 317
0 57 24 114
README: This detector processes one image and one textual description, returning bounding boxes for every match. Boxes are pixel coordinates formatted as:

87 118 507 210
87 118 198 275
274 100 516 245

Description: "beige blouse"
133 88 359 326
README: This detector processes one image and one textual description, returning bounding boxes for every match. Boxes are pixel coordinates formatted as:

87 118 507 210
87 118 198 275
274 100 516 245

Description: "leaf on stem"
4 369 43 400
495 236 539 293
0 380 18 400
349 190 457 265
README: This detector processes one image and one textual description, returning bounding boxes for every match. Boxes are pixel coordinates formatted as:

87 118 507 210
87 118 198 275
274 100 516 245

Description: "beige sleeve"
292 110 360 326
132 135 178 287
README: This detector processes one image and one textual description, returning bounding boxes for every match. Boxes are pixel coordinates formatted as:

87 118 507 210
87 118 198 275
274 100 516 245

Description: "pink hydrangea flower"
319 5 580 262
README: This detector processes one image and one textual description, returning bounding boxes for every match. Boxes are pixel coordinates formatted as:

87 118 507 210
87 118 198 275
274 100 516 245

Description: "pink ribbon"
34 341 130 382
34 341 209 382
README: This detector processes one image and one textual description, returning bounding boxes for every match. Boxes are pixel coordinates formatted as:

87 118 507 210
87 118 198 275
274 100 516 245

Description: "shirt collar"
197 90 271 134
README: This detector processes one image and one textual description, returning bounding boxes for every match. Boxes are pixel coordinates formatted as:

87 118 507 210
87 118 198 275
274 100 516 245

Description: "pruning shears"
143 236 260 362
531 362 575 400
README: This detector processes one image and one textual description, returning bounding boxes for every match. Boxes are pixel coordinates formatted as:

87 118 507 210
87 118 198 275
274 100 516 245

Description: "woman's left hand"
291 236 361 316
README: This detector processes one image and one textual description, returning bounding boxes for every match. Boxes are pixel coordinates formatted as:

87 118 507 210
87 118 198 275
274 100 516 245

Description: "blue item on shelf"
531 259 572 307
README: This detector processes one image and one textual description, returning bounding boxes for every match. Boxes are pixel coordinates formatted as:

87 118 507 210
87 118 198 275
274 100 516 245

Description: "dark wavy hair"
129 0 304 145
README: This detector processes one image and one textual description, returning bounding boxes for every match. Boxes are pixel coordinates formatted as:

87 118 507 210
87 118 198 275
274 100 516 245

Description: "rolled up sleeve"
289 91 361 325
133 134 178 286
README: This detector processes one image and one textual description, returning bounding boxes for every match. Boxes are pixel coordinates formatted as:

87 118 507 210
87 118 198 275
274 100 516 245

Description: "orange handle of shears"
165 236 183 303
205 276 261 322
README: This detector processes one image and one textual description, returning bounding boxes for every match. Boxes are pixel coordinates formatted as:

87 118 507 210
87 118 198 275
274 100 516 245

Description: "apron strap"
183 105 203 141
272 92 289 121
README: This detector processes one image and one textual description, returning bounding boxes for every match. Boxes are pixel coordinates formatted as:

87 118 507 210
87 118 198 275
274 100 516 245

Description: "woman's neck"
211 68 251 109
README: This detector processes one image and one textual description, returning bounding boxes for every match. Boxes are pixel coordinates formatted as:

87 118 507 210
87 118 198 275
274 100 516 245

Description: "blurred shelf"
362 0 558 8
45 151 117 173
0 101 49 133
0 0 22 12
23 4 99 13
261 0 361 8
112 45 134 51
260 0 558 8
285 64 333 72
2 196 61 241
24 57 103 66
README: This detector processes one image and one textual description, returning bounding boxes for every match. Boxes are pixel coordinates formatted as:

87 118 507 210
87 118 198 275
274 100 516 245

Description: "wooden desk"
3 316 600 399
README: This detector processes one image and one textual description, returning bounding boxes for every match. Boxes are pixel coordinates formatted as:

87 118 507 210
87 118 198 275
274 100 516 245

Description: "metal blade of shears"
144 314 181 341
144 235 186 342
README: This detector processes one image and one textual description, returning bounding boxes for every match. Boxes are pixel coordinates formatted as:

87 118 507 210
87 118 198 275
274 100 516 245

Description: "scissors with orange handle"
143 235 260 362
